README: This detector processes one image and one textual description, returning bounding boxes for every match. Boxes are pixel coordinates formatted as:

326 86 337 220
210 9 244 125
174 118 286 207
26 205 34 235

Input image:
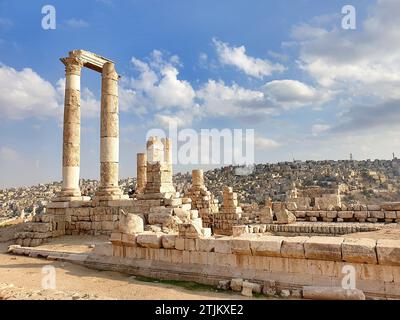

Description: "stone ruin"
11 50 400 300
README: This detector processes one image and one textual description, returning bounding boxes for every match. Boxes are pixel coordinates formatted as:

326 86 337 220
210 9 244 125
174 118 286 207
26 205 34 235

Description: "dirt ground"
0 227 249 300
1 221 400 300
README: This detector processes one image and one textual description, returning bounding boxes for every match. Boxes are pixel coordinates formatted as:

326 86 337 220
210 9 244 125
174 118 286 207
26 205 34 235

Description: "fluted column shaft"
96 62 122 197
59 57 83 197
136 153 147 193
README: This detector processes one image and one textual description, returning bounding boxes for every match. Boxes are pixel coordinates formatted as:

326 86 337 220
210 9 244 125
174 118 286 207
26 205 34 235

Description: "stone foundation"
84 234 400 299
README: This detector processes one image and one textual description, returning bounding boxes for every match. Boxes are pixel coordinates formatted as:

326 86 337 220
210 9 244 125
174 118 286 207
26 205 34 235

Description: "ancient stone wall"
94 234 400 299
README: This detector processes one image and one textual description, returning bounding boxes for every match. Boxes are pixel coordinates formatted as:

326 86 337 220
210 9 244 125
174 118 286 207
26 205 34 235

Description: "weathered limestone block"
367 205 381 211
377 239 400 266
259 207 274 224
381 202 400 211
274 203 296 224
136 233 162 249
241 281 253 297
355 211 368 219
385 211 397 219
250 236 284 257
262 280 277 296
281 236 308 259
304 237 344 261
118 211 144 234
338 211 354 219
196 238 216 252
232 225 248 237
369 211 384 219
25 222 52 233
178 222 203 239
230 278 243 292
302 286 365 300
161 234 177 249
286 202 297 211
148 207 174 225
173 208 190 220
110 232 122 245
121 233 137 247
342 238 377 264
230 239 251 255
214 238 232 254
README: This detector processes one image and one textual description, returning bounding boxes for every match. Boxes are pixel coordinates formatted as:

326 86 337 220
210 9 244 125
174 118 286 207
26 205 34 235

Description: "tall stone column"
96 62 123 199
136 153 147 194
57 56 84 199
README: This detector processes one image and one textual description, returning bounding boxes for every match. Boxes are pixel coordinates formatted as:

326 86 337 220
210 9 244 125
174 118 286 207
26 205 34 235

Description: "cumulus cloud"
295 0 400 101
0 64 102 121
123 50 195 114
197 80 275 118
263 80 331 109
331 100 400 133
0 64 62 120
213 38 285 78
254 135 280 149
312 124 331 136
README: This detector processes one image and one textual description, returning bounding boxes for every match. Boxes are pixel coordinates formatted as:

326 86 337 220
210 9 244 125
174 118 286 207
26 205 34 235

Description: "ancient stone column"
96 62 122 198
136 153 147 193
192 170 204 188
58 56 84 199
163 137 172 170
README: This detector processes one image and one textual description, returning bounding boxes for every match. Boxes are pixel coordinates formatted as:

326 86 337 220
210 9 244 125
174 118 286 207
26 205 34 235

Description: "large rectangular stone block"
136 233 162 249
230 239 251 255
377 239 400 266
250 236 284 257
342 238 377 264
304 237 344 261
214 238 232 254
281 236 308 258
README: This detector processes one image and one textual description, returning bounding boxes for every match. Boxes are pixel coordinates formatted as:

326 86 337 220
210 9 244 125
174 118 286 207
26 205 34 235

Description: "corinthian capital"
60 56 84 75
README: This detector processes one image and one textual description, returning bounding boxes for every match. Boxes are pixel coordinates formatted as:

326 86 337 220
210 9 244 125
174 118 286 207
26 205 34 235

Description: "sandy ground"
1 221 400 300
0 228 249 300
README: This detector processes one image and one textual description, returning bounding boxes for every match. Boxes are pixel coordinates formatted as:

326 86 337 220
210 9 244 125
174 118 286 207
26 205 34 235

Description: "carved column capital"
61 57 84 76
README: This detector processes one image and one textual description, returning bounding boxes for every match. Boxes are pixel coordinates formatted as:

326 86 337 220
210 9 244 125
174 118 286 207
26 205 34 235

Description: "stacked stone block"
292 202 400 223
186 170 219 228
213 187 244 235
107 234 400 299
142 137 176 198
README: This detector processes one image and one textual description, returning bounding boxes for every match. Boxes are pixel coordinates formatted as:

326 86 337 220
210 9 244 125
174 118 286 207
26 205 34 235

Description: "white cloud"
0 64 102 121
0 64 62 120
196 79 274 119
312 124 331 136
295 0 400 102
124 51 196 114
254 135 280 149
213 38 285 78
263 79 331 109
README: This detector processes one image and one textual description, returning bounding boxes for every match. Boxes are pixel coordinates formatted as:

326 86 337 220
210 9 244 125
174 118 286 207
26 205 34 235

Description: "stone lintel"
68 50 117 74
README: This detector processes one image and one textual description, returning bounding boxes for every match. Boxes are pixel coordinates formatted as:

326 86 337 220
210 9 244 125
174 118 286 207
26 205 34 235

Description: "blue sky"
1 0 400 188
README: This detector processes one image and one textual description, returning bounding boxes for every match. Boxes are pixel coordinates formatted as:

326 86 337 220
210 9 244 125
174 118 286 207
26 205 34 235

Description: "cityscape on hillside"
3 158 400 220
